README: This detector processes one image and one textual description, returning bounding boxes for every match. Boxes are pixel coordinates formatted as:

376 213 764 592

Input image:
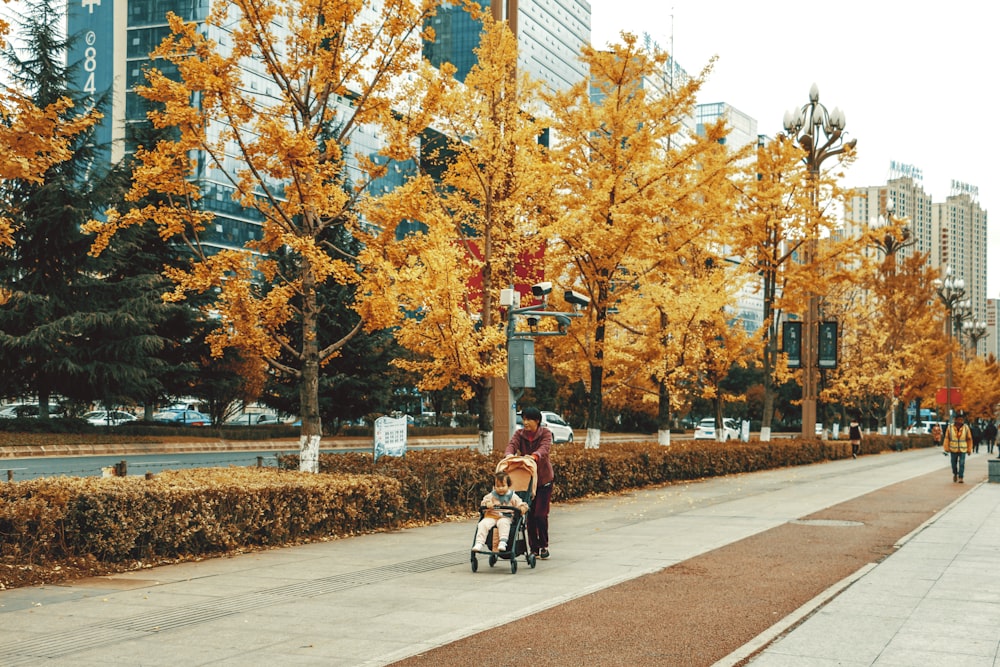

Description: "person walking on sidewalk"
848 416 862 459
944 412 973 483
984 420 998 455
506 406 554 559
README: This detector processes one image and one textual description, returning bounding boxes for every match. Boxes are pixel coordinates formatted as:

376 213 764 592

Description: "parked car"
515 410 575 443
693 417 740 441
152 409 211 426
907 421 946 437
0 403 64 419
82 410 138 427
225 413 285 426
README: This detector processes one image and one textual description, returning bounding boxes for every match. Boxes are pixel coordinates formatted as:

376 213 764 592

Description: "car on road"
516 410 575 443
541 411 574 443
225 413 285 426
82 410 138 427
152 409 211 426
907 421 946 437
0 403 65 419
693 417 740 441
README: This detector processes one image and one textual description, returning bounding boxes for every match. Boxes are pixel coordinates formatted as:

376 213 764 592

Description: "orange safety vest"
946 424 971 453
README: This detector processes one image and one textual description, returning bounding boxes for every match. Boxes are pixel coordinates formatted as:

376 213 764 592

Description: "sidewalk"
0 449 993 666
745 460 1000 666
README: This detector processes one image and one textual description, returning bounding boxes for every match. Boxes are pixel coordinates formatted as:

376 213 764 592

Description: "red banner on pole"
935 387 962 405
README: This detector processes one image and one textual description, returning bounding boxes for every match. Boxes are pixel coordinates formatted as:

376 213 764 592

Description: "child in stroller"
470 456 538 574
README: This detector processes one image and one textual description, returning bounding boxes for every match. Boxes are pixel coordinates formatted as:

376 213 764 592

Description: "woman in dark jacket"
505 406 554 559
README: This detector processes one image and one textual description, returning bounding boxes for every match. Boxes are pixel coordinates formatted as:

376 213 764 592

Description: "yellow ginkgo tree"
1 6 99 247
359 5 553 453
542 34 739 448
85 0 438 471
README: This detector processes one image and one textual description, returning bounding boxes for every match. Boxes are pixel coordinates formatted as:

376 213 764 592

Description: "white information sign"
374 416 408 461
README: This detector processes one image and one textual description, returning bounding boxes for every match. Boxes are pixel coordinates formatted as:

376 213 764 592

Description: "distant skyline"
591 0 998 295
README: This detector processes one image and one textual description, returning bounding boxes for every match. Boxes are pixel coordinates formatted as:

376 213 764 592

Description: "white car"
541 411 574 443
693 418 740 441
516 410 575 443
82 410 138 427
907 421 946 437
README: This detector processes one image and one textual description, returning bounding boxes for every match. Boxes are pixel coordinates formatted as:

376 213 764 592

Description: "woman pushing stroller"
506 406 554 560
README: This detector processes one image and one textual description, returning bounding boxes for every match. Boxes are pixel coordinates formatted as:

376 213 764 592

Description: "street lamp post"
934 267 967 421
963 319 988 360
497 283 588 453
869 198 916 274
783 84 857 439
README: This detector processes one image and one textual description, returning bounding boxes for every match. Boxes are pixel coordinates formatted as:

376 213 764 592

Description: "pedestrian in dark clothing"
848 418 862 459
971 420 983 453
984 421 997 455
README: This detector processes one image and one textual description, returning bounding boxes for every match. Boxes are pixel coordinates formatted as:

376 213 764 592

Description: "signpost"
374 416 407 462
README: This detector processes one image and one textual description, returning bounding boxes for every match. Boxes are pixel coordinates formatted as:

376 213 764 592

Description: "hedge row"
0 468 404 564
1 433 935 571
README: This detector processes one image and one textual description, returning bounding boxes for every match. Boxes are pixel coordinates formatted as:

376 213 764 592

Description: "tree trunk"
476 380 494 455
657 378 671 446
585 311 606 449
298 267 322 473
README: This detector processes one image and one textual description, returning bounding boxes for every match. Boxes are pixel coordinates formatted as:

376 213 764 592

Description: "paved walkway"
747 456 1000 666
0 449 996 666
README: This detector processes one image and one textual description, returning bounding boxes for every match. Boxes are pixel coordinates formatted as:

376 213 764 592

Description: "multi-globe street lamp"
963 319 988 359
869 198 916 273
783 84 857 439
933 267 967 420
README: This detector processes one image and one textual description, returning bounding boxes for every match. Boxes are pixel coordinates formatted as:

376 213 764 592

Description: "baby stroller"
470 455 538 574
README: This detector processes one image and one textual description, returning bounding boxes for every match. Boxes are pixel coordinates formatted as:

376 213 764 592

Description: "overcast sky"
591 0 999 295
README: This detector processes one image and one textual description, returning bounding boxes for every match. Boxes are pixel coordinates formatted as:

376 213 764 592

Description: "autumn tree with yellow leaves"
359 6 552 452
821 246 940 430
85 0 439 471
0 2 99 247
541 35 741 448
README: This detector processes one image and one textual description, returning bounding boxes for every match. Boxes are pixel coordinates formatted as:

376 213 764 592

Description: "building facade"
934 184 989 356
425 0 590 93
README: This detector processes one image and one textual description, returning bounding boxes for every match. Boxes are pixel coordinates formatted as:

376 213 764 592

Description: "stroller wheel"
489 554 497 568
470 555 478 572
510 558 518 574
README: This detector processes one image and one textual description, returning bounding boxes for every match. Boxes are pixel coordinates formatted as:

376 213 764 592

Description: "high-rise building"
934 182 988 355
68 0 419 253
695 102 758 154
424 0 590 93
846 169 934 267
847 171 988 357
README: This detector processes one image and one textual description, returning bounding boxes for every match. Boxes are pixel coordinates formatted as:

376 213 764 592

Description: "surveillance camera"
531 281 553 298
526 315 540 328
564 290 590 309
554 313 571 332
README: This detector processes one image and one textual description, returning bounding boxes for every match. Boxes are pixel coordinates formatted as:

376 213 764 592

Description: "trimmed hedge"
1 433 936 574
1 468 404 564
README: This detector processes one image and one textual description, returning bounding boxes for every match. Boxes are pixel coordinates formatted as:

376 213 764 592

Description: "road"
0 431 689 481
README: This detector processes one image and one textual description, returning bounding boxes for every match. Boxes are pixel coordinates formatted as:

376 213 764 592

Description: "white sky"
591 0 1000 294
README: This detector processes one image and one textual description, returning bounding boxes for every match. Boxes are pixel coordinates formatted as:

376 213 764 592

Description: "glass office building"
424 0 590 93
67 0 417 252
